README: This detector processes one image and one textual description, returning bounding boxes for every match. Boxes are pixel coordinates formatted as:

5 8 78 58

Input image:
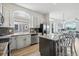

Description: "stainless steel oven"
0 27 14 56
14 21 29 33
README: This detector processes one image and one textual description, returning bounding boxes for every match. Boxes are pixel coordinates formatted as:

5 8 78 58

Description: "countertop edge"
0 32 38 39
39 35 59 41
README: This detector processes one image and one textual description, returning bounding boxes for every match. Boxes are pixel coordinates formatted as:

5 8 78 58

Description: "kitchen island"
39 34 59 56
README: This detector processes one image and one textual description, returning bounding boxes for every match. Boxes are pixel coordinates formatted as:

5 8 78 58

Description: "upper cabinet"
2 4 30 27
2 4 45 28
29 15 39 28
2 4 10 27
33 16 38 28
0 4 1 13
49 12 63 20
0 4 2 13
29 15 33 28
29 15 44 28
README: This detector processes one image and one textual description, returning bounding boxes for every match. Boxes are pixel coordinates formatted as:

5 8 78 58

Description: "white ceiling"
16 3 79 14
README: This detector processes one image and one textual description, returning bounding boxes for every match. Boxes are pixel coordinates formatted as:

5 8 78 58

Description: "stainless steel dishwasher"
31 34 38 44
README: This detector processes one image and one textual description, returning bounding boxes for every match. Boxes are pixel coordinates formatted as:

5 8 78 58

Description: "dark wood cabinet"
39 37 57 56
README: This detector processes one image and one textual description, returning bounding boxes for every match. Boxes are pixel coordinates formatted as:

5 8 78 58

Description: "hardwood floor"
11 44 40 56
11 38 79 56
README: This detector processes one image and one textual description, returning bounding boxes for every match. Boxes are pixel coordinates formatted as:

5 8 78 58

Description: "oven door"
14 22 21 33
23 24 29 32
14 24 19 32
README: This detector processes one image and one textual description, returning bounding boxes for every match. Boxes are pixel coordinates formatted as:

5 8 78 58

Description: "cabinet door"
25 35 31 47
29 16 33 28
33 16 36 28
0 4 2 13
16 36 25 49
37 16 41 28
30 16 39 28
29 15 44 28
1 4 14 27
36 16 40 28
33 16 40 28
9 10 15 27
10 37 17 50
3 6 10 27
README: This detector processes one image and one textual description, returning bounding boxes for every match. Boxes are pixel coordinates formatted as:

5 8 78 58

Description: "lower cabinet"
24 35 31 47
16 36 25 49
16 35 31 49
10 37 17 50
10 35 31 50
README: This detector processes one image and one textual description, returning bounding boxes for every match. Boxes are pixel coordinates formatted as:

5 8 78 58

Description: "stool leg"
7 43 10 56
56 43 57 56
62 47 65 56
59 42 61 56
64 47 67 56
71 46 73 56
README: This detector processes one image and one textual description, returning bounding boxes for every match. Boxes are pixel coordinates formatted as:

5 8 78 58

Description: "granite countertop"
39 34 59 41
13 32 37 36
0 32 38 39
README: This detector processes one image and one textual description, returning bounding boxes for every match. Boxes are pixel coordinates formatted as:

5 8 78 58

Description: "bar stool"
56 32 76 56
